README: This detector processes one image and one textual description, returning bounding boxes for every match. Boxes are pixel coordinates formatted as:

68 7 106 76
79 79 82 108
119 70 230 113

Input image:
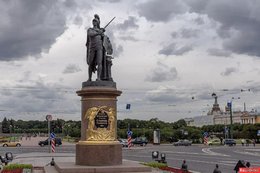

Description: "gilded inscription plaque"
95 110 109 128
85 106 116 141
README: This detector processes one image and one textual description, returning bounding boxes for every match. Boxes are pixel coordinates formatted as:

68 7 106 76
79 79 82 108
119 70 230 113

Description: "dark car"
224 139 236 146
131 137 148 146
38 138 62 147
174 139 192 146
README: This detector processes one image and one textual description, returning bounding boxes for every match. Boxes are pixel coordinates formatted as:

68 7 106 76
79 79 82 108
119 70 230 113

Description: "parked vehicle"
38 138 62 147
173 139 192 146
2 141 21 147
168 137 178 143
118 138 128 147
224 139 236 146
131 137 148 146
208 139 221 145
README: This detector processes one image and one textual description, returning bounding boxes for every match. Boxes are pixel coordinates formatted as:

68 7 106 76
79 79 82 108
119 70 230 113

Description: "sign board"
203 132 208 137
225 127 229 133
227 101 232 108
127 130 133 137
257 130 260 136
46 115 52 121
50 132 56 139
239 167 260 173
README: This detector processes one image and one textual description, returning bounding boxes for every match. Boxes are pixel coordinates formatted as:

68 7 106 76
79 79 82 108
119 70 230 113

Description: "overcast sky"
1 0 260 122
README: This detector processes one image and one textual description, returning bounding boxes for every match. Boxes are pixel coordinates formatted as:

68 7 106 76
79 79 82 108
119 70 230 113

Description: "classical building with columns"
185 96 260 126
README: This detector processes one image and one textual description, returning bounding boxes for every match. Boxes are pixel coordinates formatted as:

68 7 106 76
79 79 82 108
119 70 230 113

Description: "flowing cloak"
101 35 113 80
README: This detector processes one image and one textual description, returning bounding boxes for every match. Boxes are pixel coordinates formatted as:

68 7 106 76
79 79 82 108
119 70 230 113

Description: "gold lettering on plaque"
84 106 116 141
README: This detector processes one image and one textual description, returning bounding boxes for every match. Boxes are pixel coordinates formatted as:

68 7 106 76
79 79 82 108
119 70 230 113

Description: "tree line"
1 117 260 143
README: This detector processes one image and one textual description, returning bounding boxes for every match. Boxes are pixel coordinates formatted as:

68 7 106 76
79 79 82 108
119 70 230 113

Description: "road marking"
202 148 230 156
245 148 260 152
234 150 260 157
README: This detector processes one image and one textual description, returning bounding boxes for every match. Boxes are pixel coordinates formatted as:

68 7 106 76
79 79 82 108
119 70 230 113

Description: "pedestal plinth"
76 82 122 166
76 141 122 166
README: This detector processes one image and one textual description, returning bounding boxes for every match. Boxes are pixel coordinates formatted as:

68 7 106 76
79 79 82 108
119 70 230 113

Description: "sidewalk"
20 136 46 146
13 153 162 173
20 136 74 147
13 152 75 167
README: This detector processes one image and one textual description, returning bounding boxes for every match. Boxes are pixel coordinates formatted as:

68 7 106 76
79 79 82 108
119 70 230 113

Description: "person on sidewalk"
181 160 188 172
213 164 221 173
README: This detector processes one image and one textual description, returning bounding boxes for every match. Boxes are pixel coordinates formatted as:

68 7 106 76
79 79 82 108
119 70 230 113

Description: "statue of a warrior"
86 14 115 81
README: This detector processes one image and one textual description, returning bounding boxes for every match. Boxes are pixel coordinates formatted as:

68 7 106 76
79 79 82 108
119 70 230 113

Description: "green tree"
2 117 10 133
172 119 187 129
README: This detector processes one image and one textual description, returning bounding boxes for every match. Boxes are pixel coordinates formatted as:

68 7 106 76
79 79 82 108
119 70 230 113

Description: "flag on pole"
126 104 131 110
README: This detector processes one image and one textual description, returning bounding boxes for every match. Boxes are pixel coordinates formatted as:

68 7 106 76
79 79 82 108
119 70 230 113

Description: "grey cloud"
171 32 178 38
63 0 77 8
145 88 185 103
97 0 121 3
113 45 123 57
137 0 188 22
0 0 68 61
193 17 205 25
119 36 138 42
224 30 260 57
180 28 199 38
171 28 199 39
73 15 83 26
185 0 260 57
116 16 139 30
146 62 178 82
207 48 232 57
159 43 193 56
106 30 123 57
63 64 82 74
184 0 208 13
207 0 260 57
0 79 77 114
221 67 238 76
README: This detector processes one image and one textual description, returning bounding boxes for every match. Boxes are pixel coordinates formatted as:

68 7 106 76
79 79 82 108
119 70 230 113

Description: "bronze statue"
86 14 115 82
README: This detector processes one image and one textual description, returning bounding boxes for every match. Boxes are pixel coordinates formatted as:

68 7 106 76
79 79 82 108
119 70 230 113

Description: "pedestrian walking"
220 137 223 145
213 164 221 173
253 139 256 147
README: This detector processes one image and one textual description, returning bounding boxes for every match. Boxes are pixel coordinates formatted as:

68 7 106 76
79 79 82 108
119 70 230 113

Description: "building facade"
185 96 260 126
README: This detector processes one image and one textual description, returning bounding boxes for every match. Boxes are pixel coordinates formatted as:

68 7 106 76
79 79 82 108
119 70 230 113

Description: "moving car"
208 139 221 145
2 141 21 147
224 139 236 146
38 138 62 147
131 137 148 146
118 138 128 147
173 139 192 146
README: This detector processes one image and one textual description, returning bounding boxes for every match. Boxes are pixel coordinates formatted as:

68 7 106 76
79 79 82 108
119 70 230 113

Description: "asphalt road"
123 144 260 173
1 143 260 173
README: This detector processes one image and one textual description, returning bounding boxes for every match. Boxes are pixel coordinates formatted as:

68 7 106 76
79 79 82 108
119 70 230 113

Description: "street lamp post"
227 101 233 139
228 97 241 139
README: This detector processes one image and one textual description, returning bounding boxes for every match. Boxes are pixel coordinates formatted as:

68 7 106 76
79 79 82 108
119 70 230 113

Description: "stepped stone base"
44 160 152 173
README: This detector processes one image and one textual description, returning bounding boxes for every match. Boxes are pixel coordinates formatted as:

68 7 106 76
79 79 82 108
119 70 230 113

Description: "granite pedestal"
76 82 122 166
